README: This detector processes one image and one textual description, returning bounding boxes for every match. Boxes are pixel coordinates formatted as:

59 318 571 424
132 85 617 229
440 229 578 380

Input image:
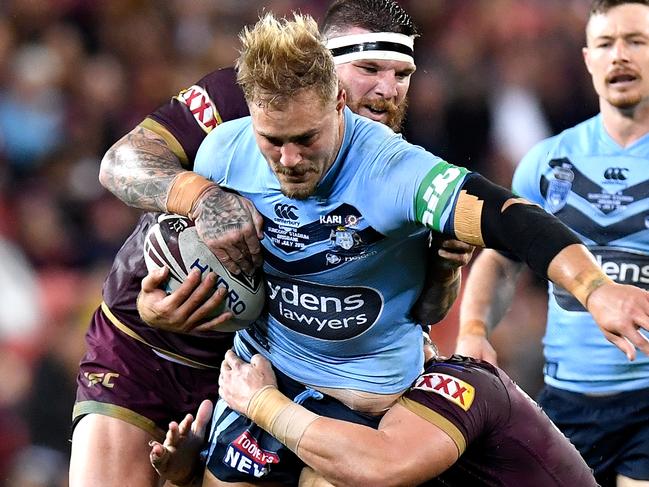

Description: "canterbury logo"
84 372 119 388
274 204 299 220
604 167 628 180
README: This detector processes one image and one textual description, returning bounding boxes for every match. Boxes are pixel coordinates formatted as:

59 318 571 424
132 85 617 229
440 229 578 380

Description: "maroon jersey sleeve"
399 356 506 454
141 67 249 168
400 356 597 486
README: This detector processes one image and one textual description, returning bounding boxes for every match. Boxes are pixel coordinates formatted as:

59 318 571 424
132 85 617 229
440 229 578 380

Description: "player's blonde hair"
236 12 338 109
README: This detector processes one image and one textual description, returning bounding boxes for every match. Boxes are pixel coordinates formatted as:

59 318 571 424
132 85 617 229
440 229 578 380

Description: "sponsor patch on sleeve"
413 372 475 411
175 85 222 133
415 162 468 231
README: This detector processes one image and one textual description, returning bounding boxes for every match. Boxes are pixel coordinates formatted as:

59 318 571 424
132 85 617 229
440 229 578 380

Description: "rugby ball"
143 213 265 331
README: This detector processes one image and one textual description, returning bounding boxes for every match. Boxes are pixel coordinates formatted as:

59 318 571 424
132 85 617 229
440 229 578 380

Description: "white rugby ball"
143 213 265 331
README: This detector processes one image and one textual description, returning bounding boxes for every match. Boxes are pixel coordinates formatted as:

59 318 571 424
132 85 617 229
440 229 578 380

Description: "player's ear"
336 87 346 112
582 46 593 74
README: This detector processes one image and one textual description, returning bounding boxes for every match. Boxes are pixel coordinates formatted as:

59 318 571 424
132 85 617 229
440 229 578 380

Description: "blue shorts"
203 366 381 484
538 385 649 486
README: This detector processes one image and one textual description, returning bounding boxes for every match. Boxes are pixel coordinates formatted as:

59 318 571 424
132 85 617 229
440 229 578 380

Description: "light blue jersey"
195 107 469 394
513 114 649 393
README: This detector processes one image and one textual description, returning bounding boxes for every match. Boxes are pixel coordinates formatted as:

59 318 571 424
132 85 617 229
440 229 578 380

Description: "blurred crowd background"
0 0 599 485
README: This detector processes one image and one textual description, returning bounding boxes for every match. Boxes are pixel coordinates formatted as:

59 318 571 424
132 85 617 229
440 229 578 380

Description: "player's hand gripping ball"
144 214 265 331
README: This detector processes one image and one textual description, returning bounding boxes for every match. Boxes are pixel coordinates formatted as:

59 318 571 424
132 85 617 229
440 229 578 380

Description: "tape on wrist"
566 269 614 308
165 172 217 217
460 319 488 337
247 386 319 454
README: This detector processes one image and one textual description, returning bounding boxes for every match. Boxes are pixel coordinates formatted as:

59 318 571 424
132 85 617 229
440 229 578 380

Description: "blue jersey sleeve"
194 117 253 183
355 140 471 237
512 139 553 205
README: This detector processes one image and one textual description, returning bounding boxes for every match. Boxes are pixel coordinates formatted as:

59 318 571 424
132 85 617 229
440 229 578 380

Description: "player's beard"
608 91 643 110
350 96 408 132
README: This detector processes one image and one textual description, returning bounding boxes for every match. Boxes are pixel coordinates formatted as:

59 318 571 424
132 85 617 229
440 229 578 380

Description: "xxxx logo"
413 372 475 411
177 85 220 133
84 372 120 389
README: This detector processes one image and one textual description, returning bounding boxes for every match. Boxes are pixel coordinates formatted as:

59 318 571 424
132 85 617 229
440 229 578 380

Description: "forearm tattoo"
412 271 462 325
194 187 254 238
101 127 183 211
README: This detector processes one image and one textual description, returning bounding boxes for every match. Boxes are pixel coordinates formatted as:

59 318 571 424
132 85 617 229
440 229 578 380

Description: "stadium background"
0 0 597 485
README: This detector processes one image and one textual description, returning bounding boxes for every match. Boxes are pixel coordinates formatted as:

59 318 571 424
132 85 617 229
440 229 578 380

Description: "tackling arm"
100 124 263 275
411 234 473 325
296 404 458 487
99 125 185 212
218 352 459 487
455 249 523 363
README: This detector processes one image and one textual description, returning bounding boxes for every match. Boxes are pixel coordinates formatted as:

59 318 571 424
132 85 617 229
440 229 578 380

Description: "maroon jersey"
142 67 249 168
100 67 249 368
400 356 596 486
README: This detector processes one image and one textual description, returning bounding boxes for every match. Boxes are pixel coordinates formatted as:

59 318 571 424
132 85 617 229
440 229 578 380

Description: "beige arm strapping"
246 386 320 453
165 171 217 217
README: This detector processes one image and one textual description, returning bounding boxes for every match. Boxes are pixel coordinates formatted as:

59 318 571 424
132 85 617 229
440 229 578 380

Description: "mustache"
606 68 640 82
272 164 318 177
363 96 408 133
361 97 400 113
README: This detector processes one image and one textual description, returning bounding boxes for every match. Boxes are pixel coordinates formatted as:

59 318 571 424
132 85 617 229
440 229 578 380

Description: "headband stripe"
326 32 415 65
330 41 414 59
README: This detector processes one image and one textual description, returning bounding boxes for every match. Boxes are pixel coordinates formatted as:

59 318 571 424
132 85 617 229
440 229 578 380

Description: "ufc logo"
274 204 298 220
84 372 119 388
604 167 628 181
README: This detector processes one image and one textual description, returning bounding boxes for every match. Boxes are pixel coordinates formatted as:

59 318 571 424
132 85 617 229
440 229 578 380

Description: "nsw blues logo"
329 226 361 251
547 160 574 213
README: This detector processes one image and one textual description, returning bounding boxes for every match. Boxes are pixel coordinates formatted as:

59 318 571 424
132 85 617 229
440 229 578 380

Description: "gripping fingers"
244 231 264 269
142 267 169 291
179 277 227 329
165 269 203 307
213 248 244 276
191 309 234 333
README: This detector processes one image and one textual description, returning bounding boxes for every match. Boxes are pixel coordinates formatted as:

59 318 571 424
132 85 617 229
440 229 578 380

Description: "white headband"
326 32 415 65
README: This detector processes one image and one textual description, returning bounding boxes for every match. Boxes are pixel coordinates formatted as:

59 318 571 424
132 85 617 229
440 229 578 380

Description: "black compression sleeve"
460 175 581 279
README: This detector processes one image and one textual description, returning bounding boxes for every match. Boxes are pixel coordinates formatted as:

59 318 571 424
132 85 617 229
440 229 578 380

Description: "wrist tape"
460 319 488 337
565 268 614 308
246 386 319 454
165 171 217 217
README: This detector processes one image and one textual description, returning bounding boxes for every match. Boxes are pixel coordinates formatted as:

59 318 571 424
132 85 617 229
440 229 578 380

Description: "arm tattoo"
100 126 184 211
412 272 462 326
195 189 254 239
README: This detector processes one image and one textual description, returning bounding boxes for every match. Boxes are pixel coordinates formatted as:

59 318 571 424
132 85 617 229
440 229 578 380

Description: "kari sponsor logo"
265 275 382 340
413 372 475 411
223 431 279 478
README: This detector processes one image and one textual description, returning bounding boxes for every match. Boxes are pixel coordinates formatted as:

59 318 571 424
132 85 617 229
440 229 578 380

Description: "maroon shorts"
72 308 222 439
